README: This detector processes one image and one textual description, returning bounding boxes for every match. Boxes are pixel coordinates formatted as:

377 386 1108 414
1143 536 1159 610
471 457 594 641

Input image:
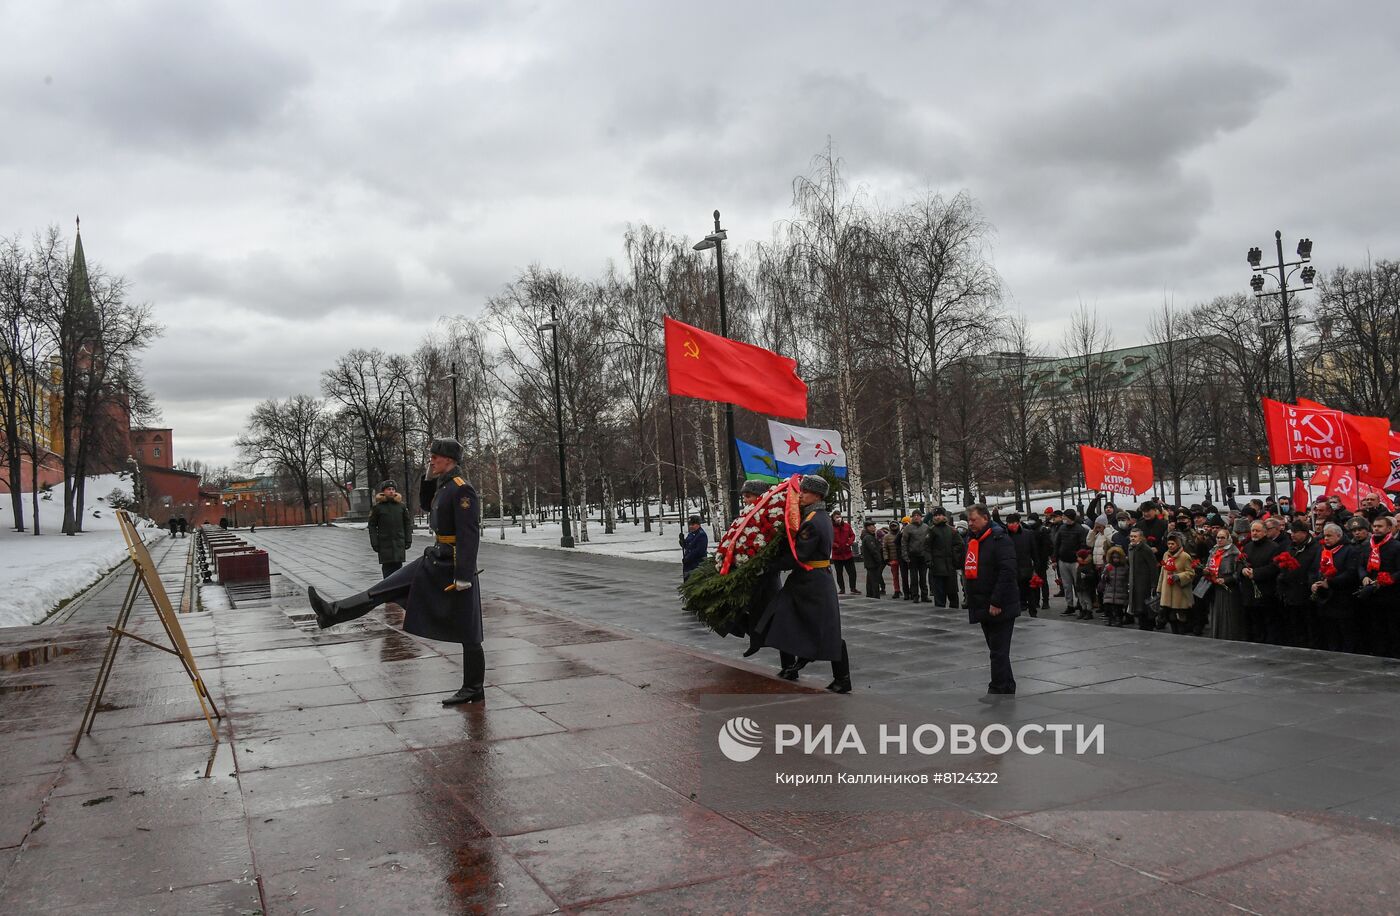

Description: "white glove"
454 579 473 591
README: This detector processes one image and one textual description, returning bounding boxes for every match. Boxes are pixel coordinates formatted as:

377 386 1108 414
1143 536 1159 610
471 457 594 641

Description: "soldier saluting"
307 438 487 705
748 475 853 693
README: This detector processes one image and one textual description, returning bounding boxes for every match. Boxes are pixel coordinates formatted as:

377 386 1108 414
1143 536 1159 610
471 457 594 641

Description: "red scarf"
965 528 991 580
1370 533 1391 573
1208 548 1225 577
1320 544 1339 579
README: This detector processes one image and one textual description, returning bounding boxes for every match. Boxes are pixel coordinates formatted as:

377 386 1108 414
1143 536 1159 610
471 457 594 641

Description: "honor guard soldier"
748 475 853 693
307 437 487 705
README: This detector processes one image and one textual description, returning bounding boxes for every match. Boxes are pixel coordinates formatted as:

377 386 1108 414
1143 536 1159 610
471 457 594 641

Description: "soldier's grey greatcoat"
369 471 483 645
754 501 843 661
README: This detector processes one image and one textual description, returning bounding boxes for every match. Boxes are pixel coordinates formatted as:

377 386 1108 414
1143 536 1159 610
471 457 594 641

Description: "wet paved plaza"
2 523 1400 913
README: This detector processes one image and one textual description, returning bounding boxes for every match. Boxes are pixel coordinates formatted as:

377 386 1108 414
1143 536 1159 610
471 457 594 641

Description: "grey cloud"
14 1 307 148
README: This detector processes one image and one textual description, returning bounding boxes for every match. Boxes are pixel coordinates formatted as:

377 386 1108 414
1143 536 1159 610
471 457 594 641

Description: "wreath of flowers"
713 479 800 573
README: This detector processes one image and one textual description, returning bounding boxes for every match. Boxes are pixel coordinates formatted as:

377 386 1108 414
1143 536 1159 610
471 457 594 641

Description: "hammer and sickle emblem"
683 336 701 359
1104 455 1130 475
1336 475 1354 495
1298 413 1336 445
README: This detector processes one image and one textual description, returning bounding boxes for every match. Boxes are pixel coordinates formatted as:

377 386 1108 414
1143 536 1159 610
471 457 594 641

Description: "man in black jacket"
962 504 1020 697
1137 502 1170 559
1055 509 1088 616
1026 513 1053 611
1003 513 1038 617
1276 520 1321 647
1239 520 1284 644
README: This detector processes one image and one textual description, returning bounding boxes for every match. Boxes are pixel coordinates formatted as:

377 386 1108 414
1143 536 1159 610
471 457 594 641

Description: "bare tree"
321 348 406 487
985 315 1046 511
1137 302 1209 503
1306 259 1400 420
1060 303 1120 447
235 395 328 520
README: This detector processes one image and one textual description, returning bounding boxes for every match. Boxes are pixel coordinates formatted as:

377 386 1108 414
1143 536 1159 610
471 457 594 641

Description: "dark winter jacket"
1316 541 1362 619
1138 516 1170 558
960 523 1021 623
1030 523 1053 571
368 492 413 564
1239 537 1284 607
860 530 885 569
1054 522 1088 563
1126 541 1157 617
681 527 709 573
1276 536 1321 607
927 521 959 576
902 522 932 562
1004 524 1036 581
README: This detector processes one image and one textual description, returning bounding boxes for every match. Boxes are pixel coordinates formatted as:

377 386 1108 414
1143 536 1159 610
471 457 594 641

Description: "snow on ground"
0 475 163 627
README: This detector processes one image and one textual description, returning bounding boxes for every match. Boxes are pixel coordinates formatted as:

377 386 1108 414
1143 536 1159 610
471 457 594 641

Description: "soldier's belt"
436 535 456 544
807 560 831 569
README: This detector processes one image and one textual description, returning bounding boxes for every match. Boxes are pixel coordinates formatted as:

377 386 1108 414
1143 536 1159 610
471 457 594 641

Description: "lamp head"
1250 274 1266 293
1247 246 1263 268
1301 265 1317 284
1297 238 1313 260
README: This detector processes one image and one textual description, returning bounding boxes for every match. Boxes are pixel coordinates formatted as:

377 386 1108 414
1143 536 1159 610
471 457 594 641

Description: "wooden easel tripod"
71 510 221 755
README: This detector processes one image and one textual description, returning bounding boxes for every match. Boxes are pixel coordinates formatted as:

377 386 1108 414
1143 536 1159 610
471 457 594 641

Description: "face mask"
1117 521 1129 530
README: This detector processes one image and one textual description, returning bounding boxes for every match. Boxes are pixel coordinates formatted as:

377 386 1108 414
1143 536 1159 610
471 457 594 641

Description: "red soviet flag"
1325 465 1360 512
664 316 808 420
1262 397 1359 465
1297 398 1391 469
1080 445 1154 496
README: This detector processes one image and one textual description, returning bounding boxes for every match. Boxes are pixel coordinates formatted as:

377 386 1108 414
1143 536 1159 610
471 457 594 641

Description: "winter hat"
1076 548 1091 560
1290 520 1312 534
1043 506 1054 515
799 475 829 497
1095 514 1109 527
740 479 769 497
430 438 464 462
687 514 702 525
378 480 396 492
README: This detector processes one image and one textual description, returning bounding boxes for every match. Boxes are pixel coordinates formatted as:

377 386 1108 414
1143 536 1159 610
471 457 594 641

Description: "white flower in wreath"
735 553 750 565
754 535 766 546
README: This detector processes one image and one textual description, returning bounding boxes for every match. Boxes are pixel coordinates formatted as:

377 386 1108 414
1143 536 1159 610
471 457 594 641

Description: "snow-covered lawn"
0 475 163 627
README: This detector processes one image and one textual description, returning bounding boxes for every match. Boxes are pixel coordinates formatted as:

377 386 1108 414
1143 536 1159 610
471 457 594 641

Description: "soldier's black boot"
827 641 852 694
309 588 379 629
778 652 808 681
443 644 486 706
307 586 337 629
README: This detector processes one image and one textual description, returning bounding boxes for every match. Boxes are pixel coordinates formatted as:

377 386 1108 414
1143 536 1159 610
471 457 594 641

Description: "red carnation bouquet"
1379 572 1395 587
1029 573 1044 590
1274 552 1301 571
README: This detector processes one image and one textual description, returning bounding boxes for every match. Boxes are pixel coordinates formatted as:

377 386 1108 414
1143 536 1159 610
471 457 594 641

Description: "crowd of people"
812 490 1400 659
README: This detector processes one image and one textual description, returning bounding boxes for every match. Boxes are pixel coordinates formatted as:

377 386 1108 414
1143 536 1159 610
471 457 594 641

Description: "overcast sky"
3 0 1398 466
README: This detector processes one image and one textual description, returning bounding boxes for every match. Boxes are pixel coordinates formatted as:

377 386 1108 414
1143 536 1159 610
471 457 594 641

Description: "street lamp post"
1248 231 1316 503
448 363 461 442
539 313 575 548
399 395 411 498
693 210 739 522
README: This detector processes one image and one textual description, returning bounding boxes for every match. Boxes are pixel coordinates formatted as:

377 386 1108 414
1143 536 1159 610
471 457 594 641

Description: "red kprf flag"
1080 445 1154 496
664 316 808 420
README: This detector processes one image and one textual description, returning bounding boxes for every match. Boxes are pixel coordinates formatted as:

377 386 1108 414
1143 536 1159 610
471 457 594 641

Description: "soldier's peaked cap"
430 438 463 461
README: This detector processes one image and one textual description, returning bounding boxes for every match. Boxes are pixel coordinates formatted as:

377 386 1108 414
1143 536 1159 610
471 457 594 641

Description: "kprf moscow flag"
767 420 847 479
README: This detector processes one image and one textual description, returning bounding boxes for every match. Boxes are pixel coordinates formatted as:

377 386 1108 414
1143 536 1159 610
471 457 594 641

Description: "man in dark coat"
1239 519 1284 644
927 507 960 608
1356 515 1400 656
368 480 413 578
1137 502 1170 559
1027 513 1053 610
1126 528 1158 630
307 438 486 705
1276 520 1321 647
751 475 851 693
902 509 931 602
860 520 886 598
680 515 708 580
1003 513 1038 617
962 504 1020 696
1312 523 1362 653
